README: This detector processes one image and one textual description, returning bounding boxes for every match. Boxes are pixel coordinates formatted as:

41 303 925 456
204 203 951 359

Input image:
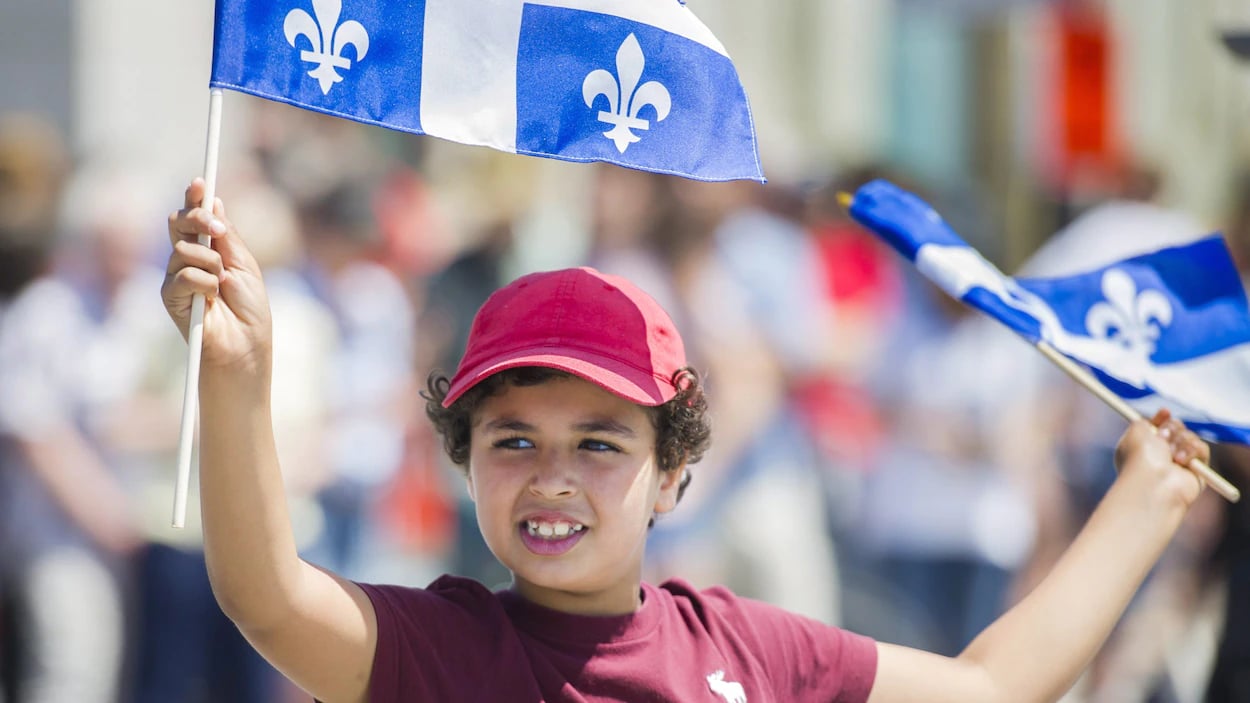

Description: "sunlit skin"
465 376 684 616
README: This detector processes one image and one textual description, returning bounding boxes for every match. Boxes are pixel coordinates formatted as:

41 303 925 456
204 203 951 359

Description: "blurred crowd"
1 96 1249 703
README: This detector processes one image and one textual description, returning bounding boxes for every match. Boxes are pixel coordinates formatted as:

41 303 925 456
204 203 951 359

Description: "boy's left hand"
1114 409 1208 509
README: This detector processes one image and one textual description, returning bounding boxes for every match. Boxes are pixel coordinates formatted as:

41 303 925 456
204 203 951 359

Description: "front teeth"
526 520 585 538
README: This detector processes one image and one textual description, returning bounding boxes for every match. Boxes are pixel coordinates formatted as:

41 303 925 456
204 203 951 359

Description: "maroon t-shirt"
358 575 877 702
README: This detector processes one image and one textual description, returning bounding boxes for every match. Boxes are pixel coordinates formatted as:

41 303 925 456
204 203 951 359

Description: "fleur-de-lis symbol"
1085 269 1173 359
284 0 370 95
582 34 672 153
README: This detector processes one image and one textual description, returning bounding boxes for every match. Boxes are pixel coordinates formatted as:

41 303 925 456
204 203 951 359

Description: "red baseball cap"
442 267 687 408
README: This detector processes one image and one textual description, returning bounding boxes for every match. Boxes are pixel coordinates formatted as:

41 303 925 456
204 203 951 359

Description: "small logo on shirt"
706 670 746 703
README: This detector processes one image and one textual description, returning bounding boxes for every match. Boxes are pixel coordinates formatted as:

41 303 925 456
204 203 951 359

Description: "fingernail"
1160 426 1173 440
210 219 227 235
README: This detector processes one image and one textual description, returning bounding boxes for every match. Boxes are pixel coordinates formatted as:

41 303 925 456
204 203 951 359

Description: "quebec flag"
209 0 763 182
848 179 1250 445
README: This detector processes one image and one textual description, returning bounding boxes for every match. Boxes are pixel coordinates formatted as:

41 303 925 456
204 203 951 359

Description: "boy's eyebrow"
481 418 536 433
572 418 637 438
480 417 638 438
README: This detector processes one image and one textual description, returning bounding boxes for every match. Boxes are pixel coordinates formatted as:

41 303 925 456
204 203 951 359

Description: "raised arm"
867 410 1208 703
163 179 377 703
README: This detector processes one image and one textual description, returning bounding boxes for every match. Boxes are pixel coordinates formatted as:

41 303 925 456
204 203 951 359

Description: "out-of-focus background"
2 0 1250 701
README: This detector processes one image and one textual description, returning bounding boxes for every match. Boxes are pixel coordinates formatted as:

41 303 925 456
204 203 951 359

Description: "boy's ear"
653 462 686 515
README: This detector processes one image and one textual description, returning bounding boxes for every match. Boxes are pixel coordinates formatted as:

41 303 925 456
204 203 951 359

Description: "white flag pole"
1036 341 1240 503
172 87 225 528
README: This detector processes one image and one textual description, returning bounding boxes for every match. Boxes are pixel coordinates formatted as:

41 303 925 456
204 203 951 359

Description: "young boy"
164 177 1209 703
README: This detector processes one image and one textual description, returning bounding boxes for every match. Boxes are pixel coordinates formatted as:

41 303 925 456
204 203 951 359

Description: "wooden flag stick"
172 88 225 528
1036 341 1240 503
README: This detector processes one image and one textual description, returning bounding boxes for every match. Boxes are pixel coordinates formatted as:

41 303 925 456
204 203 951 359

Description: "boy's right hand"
162 178 272 375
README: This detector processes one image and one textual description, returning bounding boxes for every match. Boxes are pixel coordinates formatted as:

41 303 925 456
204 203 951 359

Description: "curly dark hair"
423 366 710 509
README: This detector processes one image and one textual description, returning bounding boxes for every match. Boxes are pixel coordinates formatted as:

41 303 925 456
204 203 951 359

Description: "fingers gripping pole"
1036 341 1241 503
173 88 224 528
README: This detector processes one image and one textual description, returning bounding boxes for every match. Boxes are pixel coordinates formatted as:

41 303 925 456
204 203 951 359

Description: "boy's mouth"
519 519 587 556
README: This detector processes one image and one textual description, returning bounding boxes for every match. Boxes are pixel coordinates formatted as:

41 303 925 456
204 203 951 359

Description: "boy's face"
466 375 682 615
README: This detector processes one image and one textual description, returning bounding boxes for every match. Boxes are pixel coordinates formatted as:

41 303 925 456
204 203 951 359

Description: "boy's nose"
527 453 578 499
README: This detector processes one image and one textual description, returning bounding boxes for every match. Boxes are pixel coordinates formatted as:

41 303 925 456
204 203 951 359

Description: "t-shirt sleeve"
356 577 513 703
707 587 878 703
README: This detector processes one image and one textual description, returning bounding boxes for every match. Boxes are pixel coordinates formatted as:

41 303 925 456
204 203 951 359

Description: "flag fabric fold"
210 0 764 182
848 179 1250 445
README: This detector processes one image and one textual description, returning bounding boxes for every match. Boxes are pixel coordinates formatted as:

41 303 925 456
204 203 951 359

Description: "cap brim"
443 348 674 408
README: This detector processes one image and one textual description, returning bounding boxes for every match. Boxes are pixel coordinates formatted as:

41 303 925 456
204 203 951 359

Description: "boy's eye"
493 436 535 450
580 439 620 453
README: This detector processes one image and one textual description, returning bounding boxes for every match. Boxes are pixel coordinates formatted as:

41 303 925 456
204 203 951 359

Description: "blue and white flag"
210 0 763 182
848 179 1250 445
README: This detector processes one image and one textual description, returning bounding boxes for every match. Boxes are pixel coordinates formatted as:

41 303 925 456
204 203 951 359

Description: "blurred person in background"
1024 164 1205 283
417 214 518 589
296 176 416 580
1203 443 1250 702
1197 168 1250 703
852 264 1046 657
1150 32 1250 701
0 116 135 703
253 109 439 587
53 161 178 703
636 175 843 625
797 166 906 531
227 170 338 551
584 164 683 315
